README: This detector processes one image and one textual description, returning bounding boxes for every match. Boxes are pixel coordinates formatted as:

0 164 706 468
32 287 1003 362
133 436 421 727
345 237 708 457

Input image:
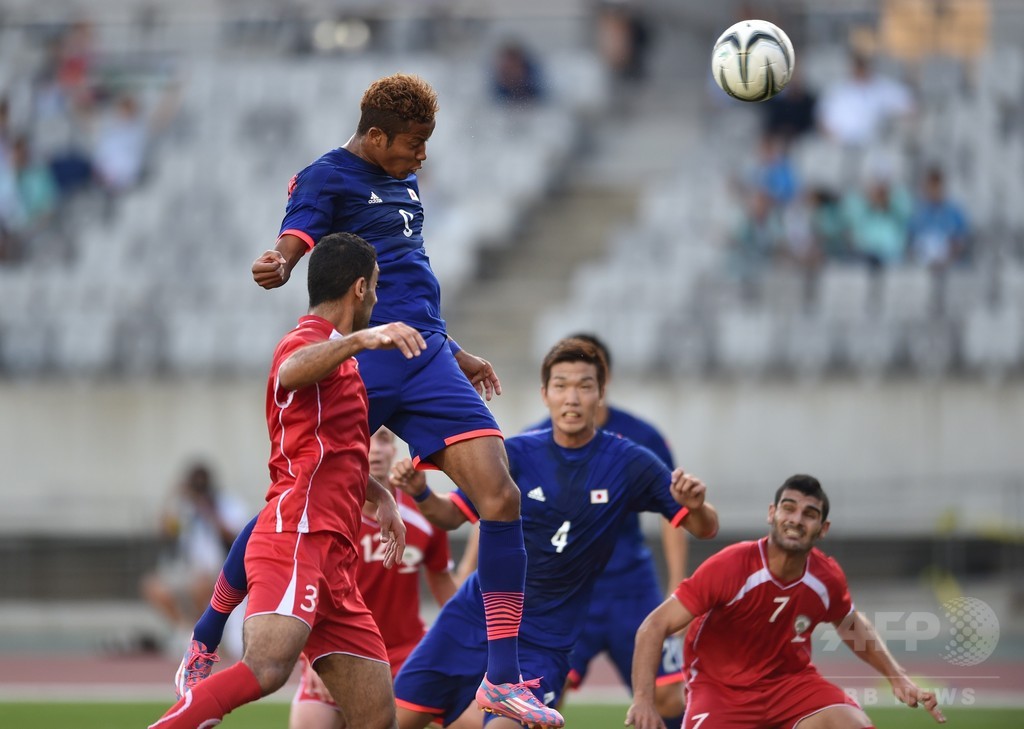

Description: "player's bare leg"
793 705 874 728
240 614 309 693
316 652 397 729
432 436 519 520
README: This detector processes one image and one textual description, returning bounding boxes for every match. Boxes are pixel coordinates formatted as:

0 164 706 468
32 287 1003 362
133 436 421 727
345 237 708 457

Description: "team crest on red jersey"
793 614 811 642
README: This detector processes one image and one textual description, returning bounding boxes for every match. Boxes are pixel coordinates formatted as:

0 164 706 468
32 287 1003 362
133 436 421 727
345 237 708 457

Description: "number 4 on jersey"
550 520 571 553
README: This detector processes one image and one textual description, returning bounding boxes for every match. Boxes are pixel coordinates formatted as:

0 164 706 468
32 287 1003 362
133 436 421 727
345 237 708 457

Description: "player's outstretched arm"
837 610 947 723
660 518 688 589
390 458 469 531
252 234 308 289
278 324 425 391
626 596 695 729
365 475 407 569
452 348 502 401
670 470 719 539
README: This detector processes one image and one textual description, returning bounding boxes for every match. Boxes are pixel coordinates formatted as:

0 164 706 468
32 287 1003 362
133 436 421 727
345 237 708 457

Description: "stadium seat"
52 311 118 376
714 307 778 379
962 304 1023 380
779 314 834 381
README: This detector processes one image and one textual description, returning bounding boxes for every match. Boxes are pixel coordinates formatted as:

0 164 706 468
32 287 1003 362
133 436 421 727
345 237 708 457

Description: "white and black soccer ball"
711 19 795 102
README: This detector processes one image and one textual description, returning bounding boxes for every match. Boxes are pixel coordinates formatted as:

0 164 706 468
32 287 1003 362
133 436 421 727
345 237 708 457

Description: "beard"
769 520 819 554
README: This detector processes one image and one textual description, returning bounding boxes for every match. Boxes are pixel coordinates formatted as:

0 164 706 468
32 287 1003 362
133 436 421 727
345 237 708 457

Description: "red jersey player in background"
627 474 945 729
149 231 426 729
289 427 471 729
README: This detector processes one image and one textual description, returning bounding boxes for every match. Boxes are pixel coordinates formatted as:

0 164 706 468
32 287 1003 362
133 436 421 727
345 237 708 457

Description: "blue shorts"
357 332 502 467
567 574 683 691
394 597 567 726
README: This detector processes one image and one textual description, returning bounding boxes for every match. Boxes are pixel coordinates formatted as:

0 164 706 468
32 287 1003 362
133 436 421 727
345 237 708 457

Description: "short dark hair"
357 74 439 141
774 474 830 521
541 337 608 390
566 332 612 373
308 232 377 308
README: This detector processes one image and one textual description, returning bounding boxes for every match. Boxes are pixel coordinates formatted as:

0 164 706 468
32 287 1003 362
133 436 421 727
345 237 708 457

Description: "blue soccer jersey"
394 428 689 723
279 147 445 334
450 428 687 652
523 407 684 691
525 406 676 595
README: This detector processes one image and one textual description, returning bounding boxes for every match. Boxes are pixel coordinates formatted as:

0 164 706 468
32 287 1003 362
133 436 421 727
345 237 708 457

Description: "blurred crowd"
0 20 176 265
726 51 971 291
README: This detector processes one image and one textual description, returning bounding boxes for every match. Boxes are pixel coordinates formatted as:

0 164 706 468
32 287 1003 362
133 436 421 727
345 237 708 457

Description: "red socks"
149 662 263 728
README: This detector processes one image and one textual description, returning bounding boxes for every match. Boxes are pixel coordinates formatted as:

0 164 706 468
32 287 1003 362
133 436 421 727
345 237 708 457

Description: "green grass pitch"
0 702 1021 728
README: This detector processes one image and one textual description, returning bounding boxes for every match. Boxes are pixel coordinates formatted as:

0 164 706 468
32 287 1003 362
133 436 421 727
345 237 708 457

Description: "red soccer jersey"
355 491 452 655
675 537 853 688
256 316 370 545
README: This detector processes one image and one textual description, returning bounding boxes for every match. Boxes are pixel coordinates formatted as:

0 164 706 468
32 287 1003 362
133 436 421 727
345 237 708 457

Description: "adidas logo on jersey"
368 191 383 204
527 486 546 502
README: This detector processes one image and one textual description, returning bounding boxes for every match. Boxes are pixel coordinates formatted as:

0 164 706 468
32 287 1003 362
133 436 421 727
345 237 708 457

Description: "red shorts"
244 530 388 665
683 669 860 729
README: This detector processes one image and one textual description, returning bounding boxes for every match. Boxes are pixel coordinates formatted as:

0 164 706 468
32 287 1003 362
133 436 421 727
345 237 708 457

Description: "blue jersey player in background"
522 333 688 729
390 337 719 729
176 73 561 729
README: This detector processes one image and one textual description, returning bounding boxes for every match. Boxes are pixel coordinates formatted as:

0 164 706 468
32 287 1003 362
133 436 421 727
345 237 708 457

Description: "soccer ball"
711 19 795 102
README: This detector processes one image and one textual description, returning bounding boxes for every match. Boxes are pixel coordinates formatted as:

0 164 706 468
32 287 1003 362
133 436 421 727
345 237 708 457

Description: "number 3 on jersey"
550 520 571 553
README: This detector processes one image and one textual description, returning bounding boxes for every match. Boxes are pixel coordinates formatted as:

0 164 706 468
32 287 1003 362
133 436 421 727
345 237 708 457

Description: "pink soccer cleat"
475 675 565 729
173 639 220 699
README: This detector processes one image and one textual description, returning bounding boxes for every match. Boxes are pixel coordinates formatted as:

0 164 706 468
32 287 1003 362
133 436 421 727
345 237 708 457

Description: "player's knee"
243 658 294 694
475 478 520 521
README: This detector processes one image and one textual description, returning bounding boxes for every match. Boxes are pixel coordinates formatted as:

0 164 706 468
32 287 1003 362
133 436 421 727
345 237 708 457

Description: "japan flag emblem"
590 489 608 504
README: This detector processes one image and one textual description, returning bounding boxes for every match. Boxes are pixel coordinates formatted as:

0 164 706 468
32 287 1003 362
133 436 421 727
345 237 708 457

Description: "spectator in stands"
778 185 843 270
32 38 96 198
744 133 799 207
908 166 970 269
817 52 914 146
92 93 150 196
140 462 248 648
729 188 784 291
53 19 97 108
0 135 61 264
491 41 545 106
841 168 913 268
92 87 180 215
760 70 818 143
10 135 60 232
595 1 652 85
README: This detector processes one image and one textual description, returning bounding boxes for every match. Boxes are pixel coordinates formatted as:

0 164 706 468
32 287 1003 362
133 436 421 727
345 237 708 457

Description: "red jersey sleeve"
269 327 314 406
817 551 855 623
